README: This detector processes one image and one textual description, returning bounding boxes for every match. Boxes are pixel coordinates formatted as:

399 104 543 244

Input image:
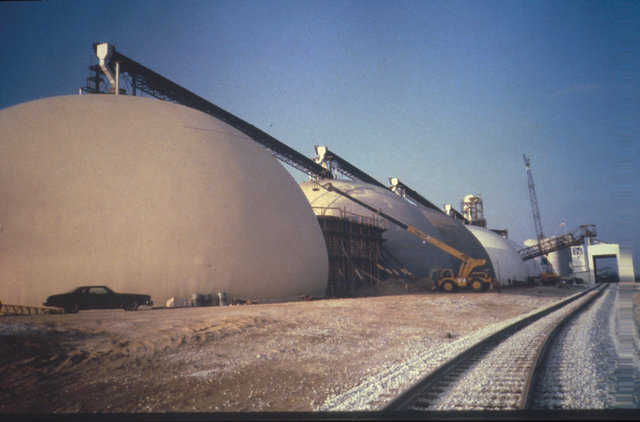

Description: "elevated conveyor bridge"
86 44 457 220
388 177 447 215
85 43 598 270
313 147 447 215
517 224 597 261
85 43 330 180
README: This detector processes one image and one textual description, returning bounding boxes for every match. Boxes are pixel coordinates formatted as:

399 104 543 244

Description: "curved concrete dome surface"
0 95 328 306
299 180 493 279
465 226 529 284
414 208 495 281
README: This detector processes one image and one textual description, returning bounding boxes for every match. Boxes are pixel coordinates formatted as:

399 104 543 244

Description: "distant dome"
0 95 328 306
299 180 493 280
465 226 529 283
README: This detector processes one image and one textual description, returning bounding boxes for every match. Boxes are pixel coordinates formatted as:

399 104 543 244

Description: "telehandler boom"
316 182 494 292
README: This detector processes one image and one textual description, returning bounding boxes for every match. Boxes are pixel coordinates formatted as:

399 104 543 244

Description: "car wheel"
66 303 79 314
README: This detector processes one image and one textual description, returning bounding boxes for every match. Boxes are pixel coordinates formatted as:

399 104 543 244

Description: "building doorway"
593 254 619 283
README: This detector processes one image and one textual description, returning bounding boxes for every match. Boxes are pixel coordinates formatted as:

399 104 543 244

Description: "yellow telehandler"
317 182 495 292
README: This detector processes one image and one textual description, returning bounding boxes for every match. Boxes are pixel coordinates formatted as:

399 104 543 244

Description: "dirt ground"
0 283 596 413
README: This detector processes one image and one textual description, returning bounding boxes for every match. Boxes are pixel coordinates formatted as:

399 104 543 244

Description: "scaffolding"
314 207 386 297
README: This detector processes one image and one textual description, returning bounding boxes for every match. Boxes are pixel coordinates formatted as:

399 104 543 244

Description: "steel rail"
382 284 606 412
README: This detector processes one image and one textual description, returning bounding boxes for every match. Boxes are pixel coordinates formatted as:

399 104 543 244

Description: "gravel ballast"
0 284 631 413
532 284 620 409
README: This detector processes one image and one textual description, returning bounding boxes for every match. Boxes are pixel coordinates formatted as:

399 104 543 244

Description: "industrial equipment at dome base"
315 182 495 292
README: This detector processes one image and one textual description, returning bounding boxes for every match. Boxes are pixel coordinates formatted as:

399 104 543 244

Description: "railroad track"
383 284 606 411
320 284 607 412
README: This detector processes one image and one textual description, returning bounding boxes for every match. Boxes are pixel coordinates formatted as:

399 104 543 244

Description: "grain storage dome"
0 95 328 306
299 179 494 281
465 226 529 284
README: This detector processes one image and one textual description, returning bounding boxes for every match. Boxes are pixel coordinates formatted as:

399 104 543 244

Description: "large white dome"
299 179 494 280
465 226 530 284
0 95 328 306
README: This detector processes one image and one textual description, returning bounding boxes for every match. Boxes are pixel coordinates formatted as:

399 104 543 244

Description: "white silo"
461 194 487 227
0 95 328 306
547 249 572 277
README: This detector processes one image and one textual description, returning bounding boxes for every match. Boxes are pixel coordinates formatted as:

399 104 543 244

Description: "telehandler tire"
471 279 485 292
441 280 456 292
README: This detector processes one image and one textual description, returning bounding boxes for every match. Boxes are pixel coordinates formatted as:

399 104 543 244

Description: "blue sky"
1 0 639 271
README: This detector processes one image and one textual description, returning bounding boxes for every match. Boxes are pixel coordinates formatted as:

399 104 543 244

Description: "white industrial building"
570 240 636 284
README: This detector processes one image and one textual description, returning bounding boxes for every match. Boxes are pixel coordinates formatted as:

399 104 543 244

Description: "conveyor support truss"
517 224 597 261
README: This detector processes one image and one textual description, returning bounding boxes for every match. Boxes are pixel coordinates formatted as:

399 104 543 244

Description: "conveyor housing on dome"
313 147 447 217
314 145 386 188
389 177 446 215
86 43 330 179
87 43 453 224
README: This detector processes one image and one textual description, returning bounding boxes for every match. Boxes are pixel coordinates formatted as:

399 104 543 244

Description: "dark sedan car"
44 286 153 313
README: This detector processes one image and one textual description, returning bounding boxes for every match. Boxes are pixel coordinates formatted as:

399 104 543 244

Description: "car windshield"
88 287 108 294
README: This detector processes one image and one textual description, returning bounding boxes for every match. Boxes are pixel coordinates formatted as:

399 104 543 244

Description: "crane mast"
523 154 545 249
517 158 597 261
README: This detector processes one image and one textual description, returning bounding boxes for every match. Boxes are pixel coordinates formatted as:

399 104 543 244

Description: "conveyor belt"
97 44 330 179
